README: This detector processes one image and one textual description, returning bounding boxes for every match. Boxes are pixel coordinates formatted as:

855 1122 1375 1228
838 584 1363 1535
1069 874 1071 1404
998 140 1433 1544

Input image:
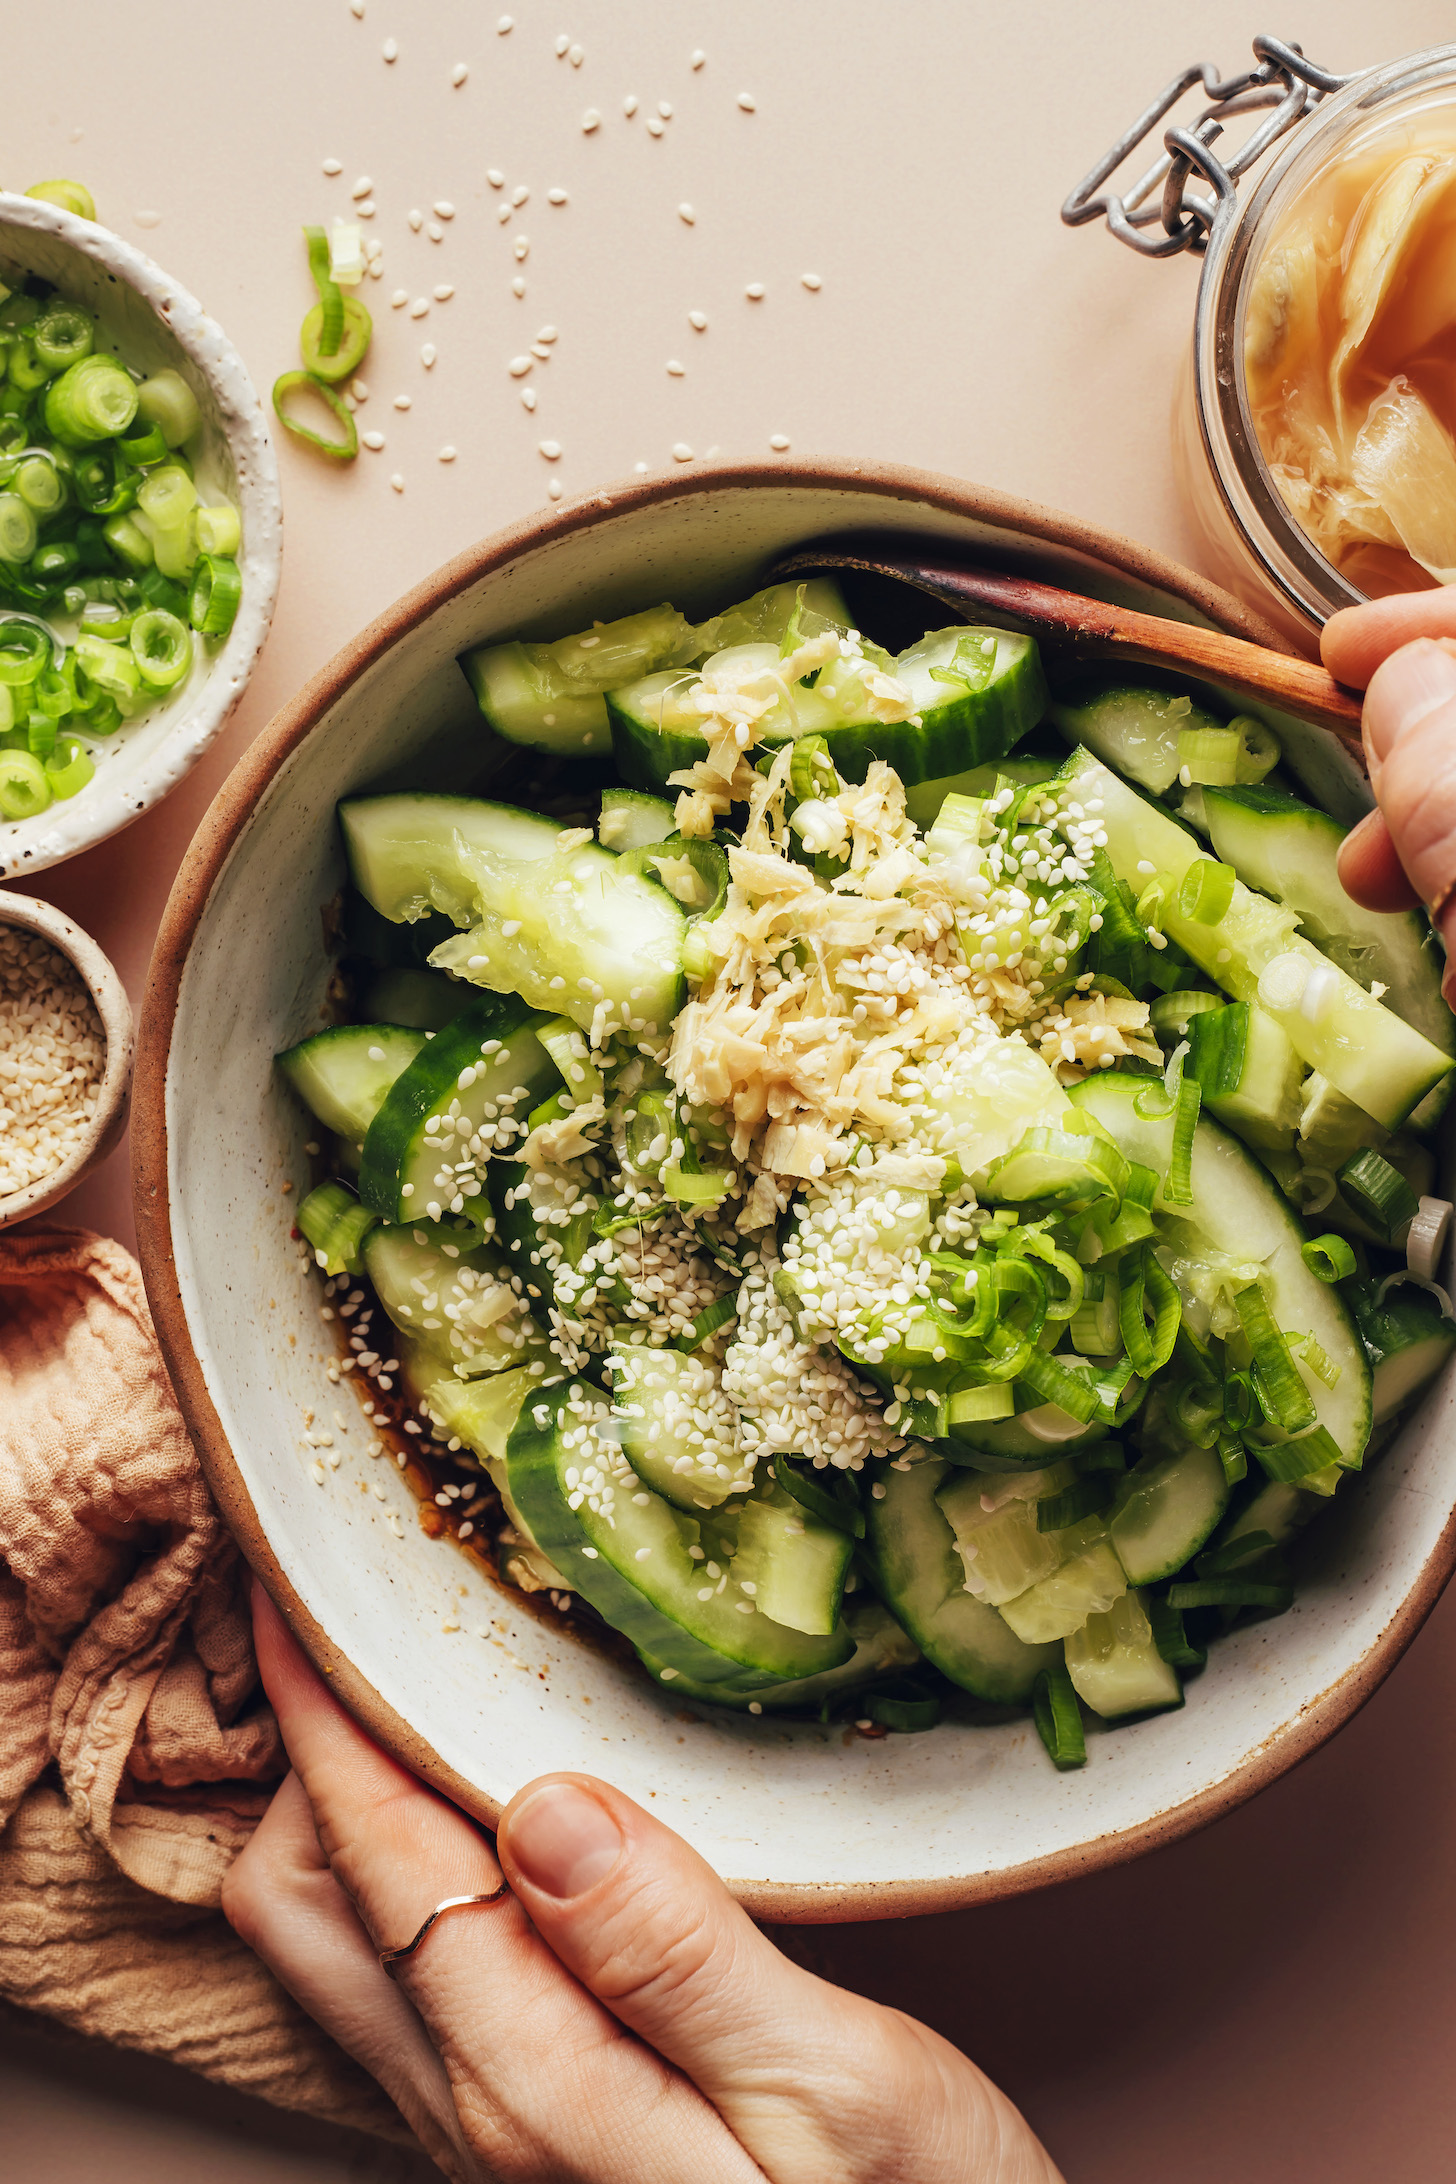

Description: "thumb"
497 1773 1061 2184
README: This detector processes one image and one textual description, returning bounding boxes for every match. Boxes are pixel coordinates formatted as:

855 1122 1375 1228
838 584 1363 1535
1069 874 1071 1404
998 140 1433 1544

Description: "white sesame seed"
351 377 369 400
356 201 375 219
672 442 694 462
434 283 454 300
389 473 404 492
537 325 558 342
487 168 505 187
548 478 563 500
452 61 468 85
381 36 397 61
410 298 430 318
508 354 532 377
737 91 756 111
391 288 408 308
688 310 707 331
511 184 529 208
770 433 790 450
323 158 343 176
569 42 584 66
352 176 373 199
521 388 537 409
511 276 526 297
745 282 764 300
434 200 455 219
801 272 823 290
646 116 663 137
349 0 363 13
361 430 385 450
623 94 638 116
678 203 695 225
428 220 444 241
548 187 568 205
393 394 411 410
407 209 423 231
691 48 706 68
420 342 437 366
582 108 600 130
658 99 672 118
438 446 457 461
530 341 552 359
514 236 529 260
554 33 569 56
666 359 685 377
538 438 562 458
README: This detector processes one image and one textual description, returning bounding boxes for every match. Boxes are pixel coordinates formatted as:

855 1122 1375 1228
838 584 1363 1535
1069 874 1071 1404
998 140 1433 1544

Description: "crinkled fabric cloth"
0 1226 406 2141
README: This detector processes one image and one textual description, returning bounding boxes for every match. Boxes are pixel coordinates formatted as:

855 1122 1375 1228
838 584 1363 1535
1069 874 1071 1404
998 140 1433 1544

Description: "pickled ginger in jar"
1246 114 1456 599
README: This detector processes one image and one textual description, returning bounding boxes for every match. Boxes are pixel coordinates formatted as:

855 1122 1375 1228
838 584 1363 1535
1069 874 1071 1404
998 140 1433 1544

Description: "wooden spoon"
769 540 1366 759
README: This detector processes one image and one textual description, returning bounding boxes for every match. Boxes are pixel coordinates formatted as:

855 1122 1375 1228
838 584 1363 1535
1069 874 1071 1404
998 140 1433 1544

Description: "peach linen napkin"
0 1225 406 2140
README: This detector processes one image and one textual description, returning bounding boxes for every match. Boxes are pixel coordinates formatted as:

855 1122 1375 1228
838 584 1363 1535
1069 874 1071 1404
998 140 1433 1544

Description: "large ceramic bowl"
134 462 1455 1922
0 194 281 883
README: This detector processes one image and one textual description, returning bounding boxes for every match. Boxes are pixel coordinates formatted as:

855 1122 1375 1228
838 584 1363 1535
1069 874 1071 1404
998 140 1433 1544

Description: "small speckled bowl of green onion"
0 190 281 881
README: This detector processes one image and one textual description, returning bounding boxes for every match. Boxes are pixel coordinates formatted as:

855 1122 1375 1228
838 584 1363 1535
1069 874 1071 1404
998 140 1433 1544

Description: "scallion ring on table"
271 370 358 461
304 226 345 359
301 295 373 383
24 178 97 221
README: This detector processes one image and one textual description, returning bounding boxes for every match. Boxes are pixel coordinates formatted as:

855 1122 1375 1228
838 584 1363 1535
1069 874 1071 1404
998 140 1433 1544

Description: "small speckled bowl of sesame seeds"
0 889 133 1227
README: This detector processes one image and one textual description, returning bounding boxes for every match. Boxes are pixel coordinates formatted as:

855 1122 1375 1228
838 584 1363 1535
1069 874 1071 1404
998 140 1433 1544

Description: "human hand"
1323 590 1456 1003
223 1583 1063 2184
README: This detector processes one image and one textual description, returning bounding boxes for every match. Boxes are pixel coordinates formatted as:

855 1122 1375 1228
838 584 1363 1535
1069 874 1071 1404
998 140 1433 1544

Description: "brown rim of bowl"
0 887 134 1229
132 456 1449 1924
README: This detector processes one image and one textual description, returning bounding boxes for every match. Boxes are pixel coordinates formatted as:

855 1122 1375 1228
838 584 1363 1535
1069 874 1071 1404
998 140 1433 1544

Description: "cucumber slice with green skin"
1068 1072 1372 1469
866 1458 1058 1702
1058 749 1453 1128
609 1342 752 1508
698 576 852 653
277 1023 427 1141
1202 783 1456 1123
296 1180 377 1275
996 1527 1127 1645
902 752 1061 831
638 1597 920 1711
1215 1476 1322 1557
363 1219 544 1375
944 1392 1109 1467
359 967 471 1032
1186 1000 1304 1151
359 995 556 1223
598 787 676 851
732 1484 853 1637
507 1381 853 1682
1351 1286 1456 1425
608 627 1048 796
490 1158 560 1309
1108 1441 1231 1585
1150 988 1224 1043
341 794 564 927
1064 1588 1183 1717
1049 684 1229 796
417 1363 569 1589
459 603 700 757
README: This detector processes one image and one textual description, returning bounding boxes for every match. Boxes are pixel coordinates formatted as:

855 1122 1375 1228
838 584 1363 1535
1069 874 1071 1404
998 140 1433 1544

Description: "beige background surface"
5 3 1455 2177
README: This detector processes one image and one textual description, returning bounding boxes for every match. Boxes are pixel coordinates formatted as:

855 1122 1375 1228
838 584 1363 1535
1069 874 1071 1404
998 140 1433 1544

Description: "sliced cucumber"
1050 683 1229 796
296 1180 377 1276
459 602 700 757
359 995 556 1223
697 576 851 653
1068 1072 1372 1469
936 1465 1074 1604
507 1381 852 1682
866 1458 1058 1702
1108 1440 1230 1584
731 1484 853 1637
902 752 1061 832
1064 1588 1183 1717
341 793 563 927
637 1597 919 1712
1058 749 1453 1128
996 1524 1127 1645
1186 1000 1304 1151
944 1390 1108 1467
362 1219 543 1375
1203 782 1456 1122
608 1341 752 1508
1351 1285 1456 1425
417 1363 569 1589
277 1023 427 1141
359 967 472 1032
344 892 458 969
599 787 676 851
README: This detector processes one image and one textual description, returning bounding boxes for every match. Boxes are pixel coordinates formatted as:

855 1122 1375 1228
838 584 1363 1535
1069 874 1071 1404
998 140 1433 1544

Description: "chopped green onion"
137 463 198 530
272 370 358 461
7 338 51 393
944 1380 1016 1428
1234 1284 1316 1433
129 607 192 691
0 615 55 683
194 500 242 557
675 1293 738 1352
1035 1473 1113 1531
71 445 136 517
1118 1244 1181 1376
1217 1434 1248 1484
296 1180 377 1276
188 553 242 639
1289 1331 1340 1389
1163 1075 1201 1206
1196 1528 1280 1577
102 511 154 570
1007 1230 1085 1320
1167 1578 1292 1612
74 631 141 703
864 1680 941 1733
1175 724 1242 786
301 296 373 384
135 369 201 450
1017 1347 1101 1424
24 179 96 221
1250 1423 1346 1482
0 494 38 564
1033 1663 1086 1770
1169 1373 1223 1446
773 1452 865 1538
1147 1593 1207 1669
1176 857 1236 925
32 302 94 373
1229 714 1281 783
10 451 64 513
44 355 140 446
0 747 51 819
1069 1260 1121 1356
1149 989 1223 1043
1337 1149 1419 1242
31 540 80 585
26 710 56 762
117 419 170 468
304 225 345 359
44 735 93 799
788 731 838 804
1301 1233 1357 1284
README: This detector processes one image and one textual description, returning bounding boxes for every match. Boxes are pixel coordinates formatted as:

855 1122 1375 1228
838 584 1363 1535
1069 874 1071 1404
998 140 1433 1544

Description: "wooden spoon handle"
772 549 1367 758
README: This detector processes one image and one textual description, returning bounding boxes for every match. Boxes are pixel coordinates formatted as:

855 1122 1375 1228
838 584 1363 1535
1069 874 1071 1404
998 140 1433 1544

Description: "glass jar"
1069 40 1456 648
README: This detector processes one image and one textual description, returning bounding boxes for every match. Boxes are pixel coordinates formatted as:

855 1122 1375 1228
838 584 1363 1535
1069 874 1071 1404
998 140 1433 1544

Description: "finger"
1353 641 1456 1009
223 1773 485 2184
499 1775 1063 2184
1334 810 1421 913
1322 592 1456 689
253 1586 755 2184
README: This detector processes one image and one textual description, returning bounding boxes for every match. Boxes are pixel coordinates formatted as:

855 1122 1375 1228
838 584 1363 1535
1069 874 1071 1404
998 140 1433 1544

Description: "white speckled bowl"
134 463 1456 1922
0 194 281 883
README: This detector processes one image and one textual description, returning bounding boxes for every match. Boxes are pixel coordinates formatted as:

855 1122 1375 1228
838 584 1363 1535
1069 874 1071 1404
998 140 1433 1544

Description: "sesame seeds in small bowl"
0 889 133 1228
